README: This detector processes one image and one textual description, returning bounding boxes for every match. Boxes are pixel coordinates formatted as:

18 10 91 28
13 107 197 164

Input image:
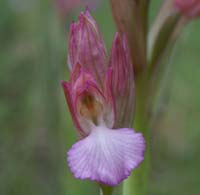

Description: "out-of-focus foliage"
0 0 200 195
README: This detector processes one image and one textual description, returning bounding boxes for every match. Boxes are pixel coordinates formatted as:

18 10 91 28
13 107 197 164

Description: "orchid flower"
62 9 145 186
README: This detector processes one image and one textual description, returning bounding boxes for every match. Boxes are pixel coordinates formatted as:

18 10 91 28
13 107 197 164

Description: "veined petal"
71 67 99 100
67 126 145 186
62 71 103 136
63 67 116 136
103 68 116 128
61 81 86 136
68 9 107 87
69 63 81 84
73 71 115 130
109 33 135 127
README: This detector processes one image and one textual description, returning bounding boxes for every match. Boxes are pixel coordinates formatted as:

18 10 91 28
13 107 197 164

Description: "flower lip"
67 126 146 186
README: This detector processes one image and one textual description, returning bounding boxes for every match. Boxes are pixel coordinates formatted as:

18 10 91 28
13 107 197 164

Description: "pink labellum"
68 127 145 186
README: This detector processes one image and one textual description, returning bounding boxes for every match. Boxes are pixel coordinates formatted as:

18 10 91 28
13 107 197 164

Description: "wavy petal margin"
67 127 145 186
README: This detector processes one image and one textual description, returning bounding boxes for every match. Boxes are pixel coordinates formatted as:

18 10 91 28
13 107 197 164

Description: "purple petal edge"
67 127 145 186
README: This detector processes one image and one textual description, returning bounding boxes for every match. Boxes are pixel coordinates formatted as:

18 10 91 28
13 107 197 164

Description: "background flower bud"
174 0 200 19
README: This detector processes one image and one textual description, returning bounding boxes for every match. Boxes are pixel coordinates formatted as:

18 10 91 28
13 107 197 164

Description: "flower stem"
100 185 114 195
123 74 150 195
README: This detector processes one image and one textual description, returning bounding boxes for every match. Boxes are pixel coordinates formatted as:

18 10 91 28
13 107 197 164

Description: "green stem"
100 185 114 195
123 74 150 195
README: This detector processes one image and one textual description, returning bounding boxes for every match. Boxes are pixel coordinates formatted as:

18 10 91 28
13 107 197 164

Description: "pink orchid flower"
174 0 200 18
62 9 145 186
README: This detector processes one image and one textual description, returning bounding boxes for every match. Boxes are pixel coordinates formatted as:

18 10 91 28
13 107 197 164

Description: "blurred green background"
0 0 200 195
